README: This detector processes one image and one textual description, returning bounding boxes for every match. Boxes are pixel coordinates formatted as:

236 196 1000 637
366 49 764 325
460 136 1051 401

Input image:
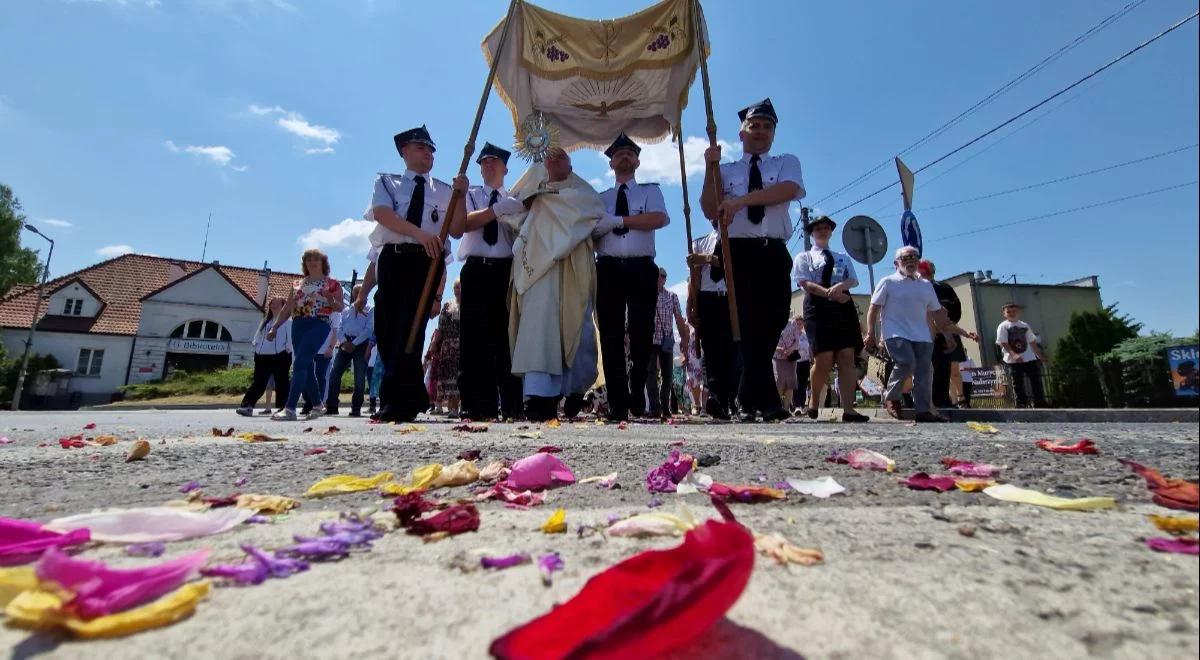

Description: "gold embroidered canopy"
482 0 711 154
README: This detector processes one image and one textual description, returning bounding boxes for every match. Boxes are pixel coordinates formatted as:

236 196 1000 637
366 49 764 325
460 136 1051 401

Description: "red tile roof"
0 254 302 336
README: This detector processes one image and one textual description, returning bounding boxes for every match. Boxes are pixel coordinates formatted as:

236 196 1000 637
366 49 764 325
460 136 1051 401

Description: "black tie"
710 243 725 283
748 155 765 224
407 175 426 228
820 249 835 288
483 189 500 246
613 183 630 236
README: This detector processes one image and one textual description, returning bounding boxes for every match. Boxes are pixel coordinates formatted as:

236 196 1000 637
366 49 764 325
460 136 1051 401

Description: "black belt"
384 243 428 255
465 255 513 266
729 237 786 247
597 255 654 264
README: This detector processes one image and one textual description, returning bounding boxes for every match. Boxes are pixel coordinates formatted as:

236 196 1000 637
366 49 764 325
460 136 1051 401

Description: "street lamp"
10 224 54 411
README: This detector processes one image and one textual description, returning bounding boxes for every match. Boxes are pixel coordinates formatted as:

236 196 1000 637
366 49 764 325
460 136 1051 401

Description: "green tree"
0 184 42 297
1049 304 1141 407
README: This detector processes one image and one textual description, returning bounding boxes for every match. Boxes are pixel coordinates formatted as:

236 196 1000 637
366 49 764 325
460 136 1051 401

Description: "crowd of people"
235 97 1052 423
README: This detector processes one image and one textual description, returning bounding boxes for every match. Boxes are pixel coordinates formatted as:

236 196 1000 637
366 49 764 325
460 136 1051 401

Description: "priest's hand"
414 230 442 259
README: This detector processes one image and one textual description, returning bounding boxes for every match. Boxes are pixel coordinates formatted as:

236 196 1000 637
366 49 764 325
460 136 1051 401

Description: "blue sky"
2 0 1197 336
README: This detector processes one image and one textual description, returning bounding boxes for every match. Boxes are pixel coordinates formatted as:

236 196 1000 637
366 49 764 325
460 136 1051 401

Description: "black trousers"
646 344 674 416
932 336 954 408
1009 360 1047 408
793 360 811 409
241 352 291 410
595 256 657 416
727 238 791 415
374 244 440 419
458 256 522 419
698 291 736 412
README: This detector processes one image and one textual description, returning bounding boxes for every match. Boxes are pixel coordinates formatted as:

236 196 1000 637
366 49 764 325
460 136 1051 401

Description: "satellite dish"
842 215 887 266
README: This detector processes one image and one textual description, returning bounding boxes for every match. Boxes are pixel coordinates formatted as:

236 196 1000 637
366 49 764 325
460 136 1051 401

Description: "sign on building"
165 338 230 354
1165 345 1199 397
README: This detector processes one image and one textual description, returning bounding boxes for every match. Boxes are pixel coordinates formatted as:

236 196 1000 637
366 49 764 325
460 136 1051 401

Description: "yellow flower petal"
983 484 1116 511
0 567 38 608
754 533 824 566
235 493 301 514
6 581 211 639
1149 514 1200 534
954 478 997 493
966 422 1000 434
540 508 567 534
430 460 478 488
304 472 395 497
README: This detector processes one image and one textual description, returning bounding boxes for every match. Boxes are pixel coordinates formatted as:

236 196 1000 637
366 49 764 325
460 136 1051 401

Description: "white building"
0 254 301 408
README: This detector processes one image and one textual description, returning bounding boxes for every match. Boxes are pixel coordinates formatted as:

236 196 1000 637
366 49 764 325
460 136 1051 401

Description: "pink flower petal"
36 547 209 619
0 517 91 567
1146 537 1200 555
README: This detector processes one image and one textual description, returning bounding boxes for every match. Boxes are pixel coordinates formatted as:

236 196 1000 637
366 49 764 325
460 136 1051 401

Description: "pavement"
1 410 1197 659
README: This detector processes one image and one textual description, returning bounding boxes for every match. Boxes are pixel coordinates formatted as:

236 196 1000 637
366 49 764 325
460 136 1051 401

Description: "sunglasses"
898 255 920 262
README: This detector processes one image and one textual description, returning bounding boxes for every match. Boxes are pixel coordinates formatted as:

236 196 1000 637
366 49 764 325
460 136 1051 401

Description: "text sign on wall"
1165 345 1199 397
166 338 230 354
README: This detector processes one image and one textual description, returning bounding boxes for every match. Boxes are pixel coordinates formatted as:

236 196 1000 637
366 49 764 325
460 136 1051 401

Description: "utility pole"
800 206 812 252
11 224 54 411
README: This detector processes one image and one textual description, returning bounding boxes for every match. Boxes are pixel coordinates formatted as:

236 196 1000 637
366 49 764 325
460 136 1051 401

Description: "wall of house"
0 329 133 405
45 282 101 318
972 283 1102 368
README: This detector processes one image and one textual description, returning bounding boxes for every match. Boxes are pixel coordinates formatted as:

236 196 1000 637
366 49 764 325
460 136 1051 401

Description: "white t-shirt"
870 272 941 342
995 320 1038 363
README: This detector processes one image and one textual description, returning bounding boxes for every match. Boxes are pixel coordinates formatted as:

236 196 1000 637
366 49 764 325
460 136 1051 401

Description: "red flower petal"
1034 439 1098 454
900 472 958 492
489 518 754 659
1120 459 1199 511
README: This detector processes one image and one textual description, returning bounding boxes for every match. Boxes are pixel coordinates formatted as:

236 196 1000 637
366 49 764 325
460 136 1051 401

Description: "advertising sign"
1165 345 1199 397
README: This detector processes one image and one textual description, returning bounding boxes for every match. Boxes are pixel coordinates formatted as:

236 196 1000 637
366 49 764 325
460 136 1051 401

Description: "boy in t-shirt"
995 303 1048 408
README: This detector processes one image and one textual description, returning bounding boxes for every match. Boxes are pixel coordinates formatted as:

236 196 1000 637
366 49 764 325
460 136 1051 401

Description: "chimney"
256 266 272 306
166 262 186 284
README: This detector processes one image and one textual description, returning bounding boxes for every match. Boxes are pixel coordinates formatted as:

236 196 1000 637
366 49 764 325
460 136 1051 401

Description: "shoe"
791 407 806 417
306 405 325 421
884 400 903 420
807 408 819 420
348 410 361 418
259 409 272 415
704 399 730 421
563 394 584 419
915 411 949 423
300 406 312 416
841 411 870 423
605 410 629 423
235 407 253 417
271 408 298 421
739 412 757 423
762 408 791 422
525 396 559 423
326 408 340 416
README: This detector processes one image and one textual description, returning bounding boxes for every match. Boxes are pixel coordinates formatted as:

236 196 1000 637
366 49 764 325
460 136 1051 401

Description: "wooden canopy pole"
692 0 740 342
405 0 521 353
676 124 702 349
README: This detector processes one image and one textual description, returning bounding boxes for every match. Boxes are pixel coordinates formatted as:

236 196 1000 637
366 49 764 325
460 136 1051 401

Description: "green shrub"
121 363 358 400
1048 305 1140 407
0 352 61 403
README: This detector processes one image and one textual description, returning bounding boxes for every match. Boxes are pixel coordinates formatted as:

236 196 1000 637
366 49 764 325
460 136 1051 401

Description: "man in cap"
365 125 467 422
500 148 605 421
449 142 525 421
592 133 670 421
700 98 805 422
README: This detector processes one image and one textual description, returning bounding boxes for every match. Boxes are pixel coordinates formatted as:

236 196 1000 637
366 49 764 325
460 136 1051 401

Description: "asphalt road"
2 410 1197 659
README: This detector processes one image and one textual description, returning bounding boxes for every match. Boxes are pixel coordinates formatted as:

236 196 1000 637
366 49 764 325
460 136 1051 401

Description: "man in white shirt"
324 285 373 417
865 246 977 422
450 142 524 421
699 98 805 422
366 125 468 422
995 303 1048 408
592 134 669 421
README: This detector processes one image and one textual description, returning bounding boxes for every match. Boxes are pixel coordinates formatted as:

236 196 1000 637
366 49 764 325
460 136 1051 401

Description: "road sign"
843 214 888 293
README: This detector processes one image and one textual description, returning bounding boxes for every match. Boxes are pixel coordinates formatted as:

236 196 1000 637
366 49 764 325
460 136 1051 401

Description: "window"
62 298 83 316
170 320 232 342
76 348 105 377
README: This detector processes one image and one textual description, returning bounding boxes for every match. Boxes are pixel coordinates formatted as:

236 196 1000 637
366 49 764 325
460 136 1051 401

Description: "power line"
917 144 1199 212
929 180 1197 242
813 0 1147 207
822 10 1200 221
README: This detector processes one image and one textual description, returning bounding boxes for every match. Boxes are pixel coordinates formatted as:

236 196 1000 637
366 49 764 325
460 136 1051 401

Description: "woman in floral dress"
426 279 463 416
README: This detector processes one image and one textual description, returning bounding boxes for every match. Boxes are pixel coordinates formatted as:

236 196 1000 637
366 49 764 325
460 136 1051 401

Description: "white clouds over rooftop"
249 104 341 152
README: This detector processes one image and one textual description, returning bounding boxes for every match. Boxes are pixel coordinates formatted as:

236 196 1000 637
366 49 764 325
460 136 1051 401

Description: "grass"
121 365 355 401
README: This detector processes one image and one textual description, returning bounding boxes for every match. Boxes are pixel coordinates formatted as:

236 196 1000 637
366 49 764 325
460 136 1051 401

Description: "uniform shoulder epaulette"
431 176 450 187
641 182 660 186
376 172 402 178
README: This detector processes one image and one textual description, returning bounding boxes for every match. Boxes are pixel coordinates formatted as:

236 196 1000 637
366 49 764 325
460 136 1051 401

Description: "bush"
121 363 358 401
1048 305 1140 407
0 352 61 403
1097 334 1181 407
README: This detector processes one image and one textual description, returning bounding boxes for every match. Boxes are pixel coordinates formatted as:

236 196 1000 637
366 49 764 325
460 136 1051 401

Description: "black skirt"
804 294 863 355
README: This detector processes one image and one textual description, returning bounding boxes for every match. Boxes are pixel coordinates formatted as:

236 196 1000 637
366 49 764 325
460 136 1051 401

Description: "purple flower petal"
124 542 166 558
199 544 310 586
244 515 271 524
277 539 351 560
179 481 203 494
647 497 664 509
537 552 564 586
234 476 249 487
481 553 530 570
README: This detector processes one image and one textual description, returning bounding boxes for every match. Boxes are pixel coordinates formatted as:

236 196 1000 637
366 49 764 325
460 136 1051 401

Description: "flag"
900 210 923 257
482 0 709 154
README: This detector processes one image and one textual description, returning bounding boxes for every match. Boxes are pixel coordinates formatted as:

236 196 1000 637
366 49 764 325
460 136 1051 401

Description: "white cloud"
297 218 374 253
70 0 161 7
596 136 741 186
668 279 690 317
587 177 604 189
164 140 245 170
248 104 340 149
304 147 335 155
96 244 134 258
40 218 73 228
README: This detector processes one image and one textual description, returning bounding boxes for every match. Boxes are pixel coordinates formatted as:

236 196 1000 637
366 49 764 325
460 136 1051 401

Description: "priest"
496 148 609 421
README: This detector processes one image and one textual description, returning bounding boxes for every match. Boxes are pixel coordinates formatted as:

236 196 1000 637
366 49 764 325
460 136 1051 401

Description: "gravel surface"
1 411 1197 659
